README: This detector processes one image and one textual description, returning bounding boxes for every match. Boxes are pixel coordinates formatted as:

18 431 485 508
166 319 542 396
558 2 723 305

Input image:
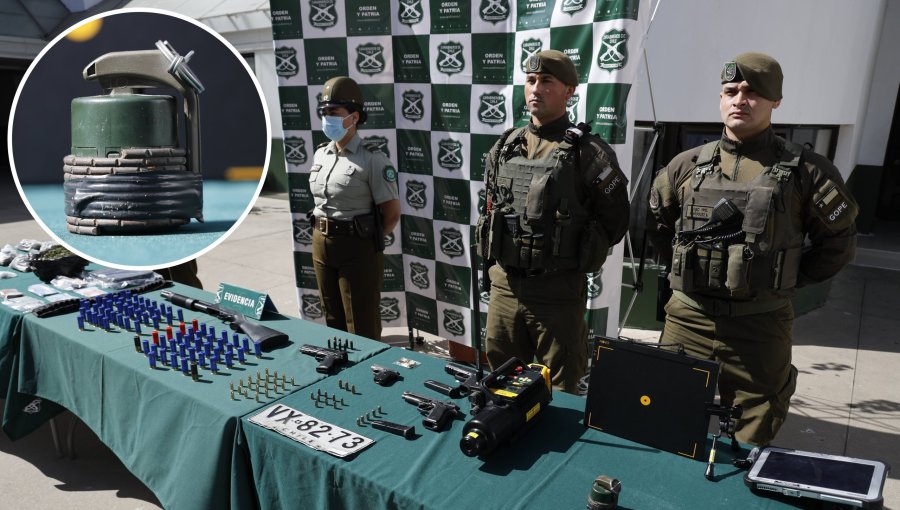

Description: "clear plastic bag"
84 268 163 289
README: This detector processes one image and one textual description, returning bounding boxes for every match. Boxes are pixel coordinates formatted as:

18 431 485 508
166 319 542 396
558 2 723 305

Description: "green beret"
720 52 783 101
524 49 579 87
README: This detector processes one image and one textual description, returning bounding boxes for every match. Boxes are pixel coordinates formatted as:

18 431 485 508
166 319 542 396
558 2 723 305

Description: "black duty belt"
500 265 557 278
673 291 789 317
316 217 356 236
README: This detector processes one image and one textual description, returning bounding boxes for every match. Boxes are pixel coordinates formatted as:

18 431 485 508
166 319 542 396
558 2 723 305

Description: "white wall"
857 0 900 167
635 0 891 177
215 28 283 139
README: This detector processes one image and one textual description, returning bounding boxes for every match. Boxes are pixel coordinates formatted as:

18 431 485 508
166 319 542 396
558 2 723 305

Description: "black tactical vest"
476 128 599 272
669 139 805 299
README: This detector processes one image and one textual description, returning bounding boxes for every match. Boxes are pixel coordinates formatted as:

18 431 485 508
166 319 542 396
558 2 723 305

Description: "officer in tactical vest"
477 50 630 394
648 53 858 445
309 76 400 340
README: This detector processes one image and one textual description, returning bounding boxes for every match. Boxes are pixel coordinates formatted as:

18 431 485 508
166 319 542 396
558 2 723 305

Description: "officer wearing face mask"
308 76 400 341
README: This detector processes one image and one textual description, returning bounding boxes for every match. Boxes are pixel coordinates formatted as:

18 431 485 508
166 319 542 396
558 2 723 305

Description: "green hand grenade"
65 40 204 235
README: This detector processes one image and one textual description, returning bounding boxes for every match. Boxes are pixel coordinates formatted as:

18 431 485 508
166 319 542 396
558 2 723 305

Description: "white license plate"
249 404 374 458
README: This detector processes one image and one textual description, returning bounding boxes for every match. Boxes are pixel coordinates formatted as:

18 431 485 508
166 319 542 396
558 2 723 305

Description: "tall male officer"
309 76 400 340
477 50 630 394
648 53 858 445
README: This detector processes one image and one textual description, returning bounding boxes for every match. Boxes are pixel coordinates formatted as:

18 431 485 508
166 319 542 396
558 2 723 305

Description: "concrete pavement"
1 178 898 509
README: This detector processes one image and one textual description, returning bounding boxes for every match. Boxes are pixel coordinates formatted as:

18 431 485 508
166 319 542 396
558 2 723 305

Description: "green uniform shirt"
310 133 399 219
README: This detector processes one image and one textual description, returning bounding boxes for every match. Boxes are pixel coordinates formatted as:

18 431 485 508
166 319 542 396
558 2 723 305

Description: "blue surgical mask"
322 114 352 142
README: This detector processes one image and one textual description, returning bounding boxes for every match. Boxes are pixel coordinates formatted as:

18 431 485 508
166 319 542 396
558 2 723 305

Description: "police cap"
524 50 579 87
319 76 367 123
320 76 364 109
720 52 783 101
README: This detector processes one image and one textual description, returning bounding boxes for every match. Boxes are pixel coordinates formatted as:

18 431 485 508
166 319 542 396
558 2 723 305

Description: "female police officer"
309 76 400 340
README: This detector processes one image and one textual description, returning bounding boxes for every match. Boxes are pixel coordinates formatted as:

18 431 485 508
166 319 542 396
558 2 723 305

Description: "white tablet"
744 447 889 508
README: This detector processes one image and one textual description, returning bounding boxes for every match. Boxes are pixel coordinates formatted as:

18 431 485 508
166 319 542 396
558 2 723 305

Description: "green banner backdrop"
270 0 650 347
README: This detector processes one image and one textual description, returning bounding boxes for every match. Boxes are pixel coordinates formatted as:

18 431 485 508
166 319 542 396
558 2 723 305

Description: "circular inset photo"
8 8 270 269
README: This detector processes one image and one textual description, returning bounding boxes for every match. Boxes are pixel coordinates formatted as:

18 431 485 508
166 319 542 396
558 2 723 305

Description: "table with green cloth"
234 348 805 510
5 281 390 509
1 269 77 437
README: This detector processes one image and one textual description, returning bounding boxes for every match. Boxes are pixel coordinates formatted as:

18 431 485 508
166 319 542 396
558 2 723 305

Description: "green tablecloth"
235 349 804 510
8 281 389 509
1 268 73 437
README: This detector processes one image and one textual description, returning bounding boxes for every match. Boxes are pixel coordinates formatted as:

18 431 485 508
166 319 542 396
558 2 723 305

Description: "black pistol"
300 344 349 374
160 290 288 350
371 364 401 386
402 391 464 432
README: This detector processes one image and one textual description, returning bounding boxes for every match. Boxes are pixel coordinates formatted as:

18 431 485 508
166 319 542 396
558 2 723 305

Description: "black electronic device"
745 447 889 509
459 357 552 457
584 336 719 460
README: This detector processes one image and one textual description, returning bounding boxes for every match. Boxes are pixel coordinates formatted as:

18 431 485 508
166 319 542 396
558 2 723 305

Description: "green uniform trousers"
484 264 588 394
662 296 798 446
312 228 383 341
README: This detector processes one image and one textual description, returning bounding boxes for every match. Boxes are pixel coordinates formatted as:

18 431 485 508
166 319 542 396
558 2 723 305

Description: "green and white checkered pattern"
271 0 650 346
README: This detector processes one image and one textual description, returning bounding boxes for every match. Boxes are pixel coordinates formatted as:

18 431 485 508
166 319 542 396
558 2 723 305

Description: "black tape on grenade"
63 148 202 235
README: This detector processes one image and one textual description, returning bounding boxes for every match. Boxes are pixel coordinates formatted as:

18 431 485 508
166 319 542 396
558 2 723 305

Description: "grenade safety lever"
83 41 203 175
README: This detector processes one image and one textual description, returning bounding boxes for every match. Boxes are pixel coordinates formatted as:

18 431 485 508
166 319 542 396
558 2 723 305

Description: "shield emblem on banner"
443 309 466 336
520 38 543 72
480 0 510 23
598 29 629 72
399 0 424 26
309 0 338 29
478 93 507 126
363 136 390 157
560 0 587 14
402 90 425 122
284 137 307 165
616 109 628 129
478 188 486 214
380 297 401 321
301 294 323 318
356 43 386 75
384 232 395 247
438 139 463 170
587 270 603 298
437 42 465 75
292 220 312 245
477 277 490 304
567 94 580 123
440 228 465 258
410 262 430 290
406 180 427 210
275 47 299 77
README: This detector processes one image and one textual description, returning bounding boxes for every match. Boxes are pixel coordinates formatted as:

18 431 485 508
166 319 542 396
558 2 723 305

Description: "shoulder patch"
316 142 329 150
592 165 626 196
813 180 856 228
383 165 398 183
